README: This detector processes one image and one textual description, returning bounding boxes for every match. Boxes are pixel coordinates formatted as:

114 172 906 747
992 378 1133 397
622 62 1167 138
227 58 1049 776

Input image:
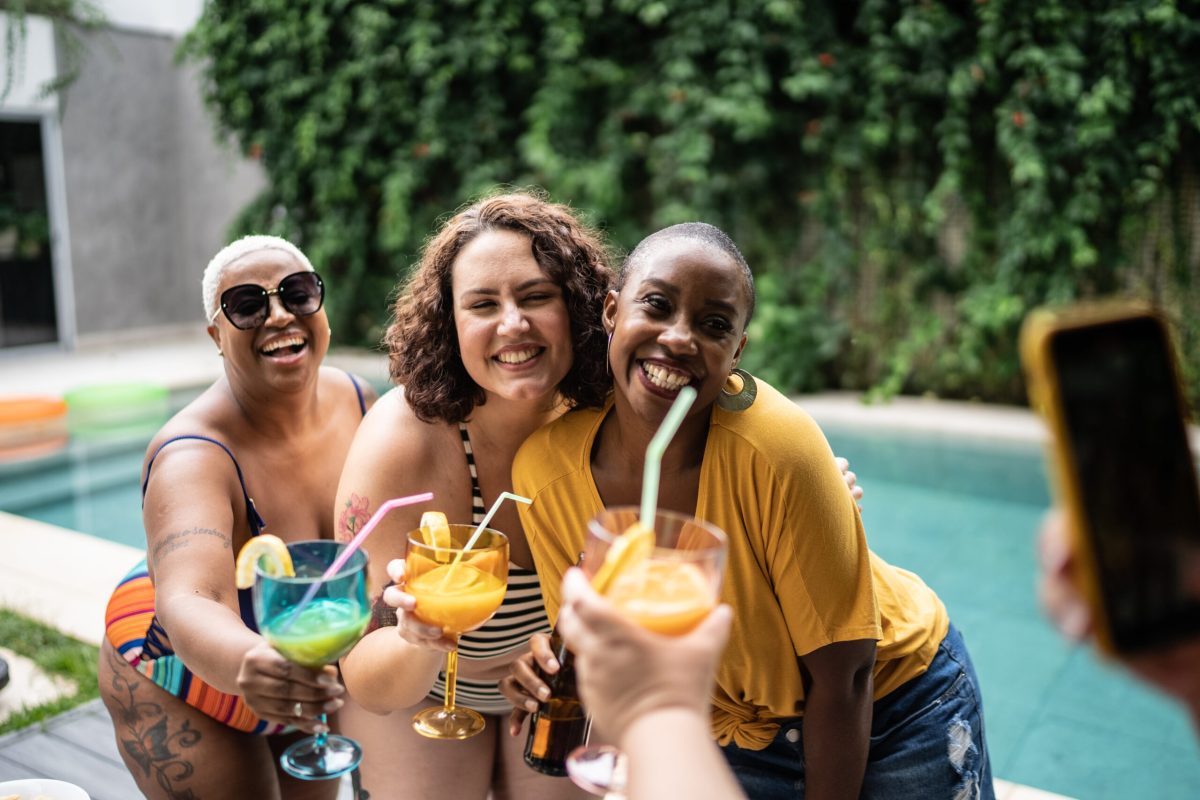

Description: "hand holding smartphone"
1021 302 1200 655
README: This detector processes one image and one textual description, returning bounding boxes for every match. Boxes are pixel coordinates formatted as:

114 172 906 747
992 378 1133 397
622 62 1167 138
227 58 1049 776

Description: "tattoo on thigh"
106 647 202 799
152 527 231 560
338 492 371 543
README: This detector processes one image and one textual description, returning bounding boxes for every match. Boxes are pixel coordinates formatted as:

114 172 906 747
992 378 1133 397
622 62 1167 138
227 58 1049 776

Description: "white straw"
437 491 532 589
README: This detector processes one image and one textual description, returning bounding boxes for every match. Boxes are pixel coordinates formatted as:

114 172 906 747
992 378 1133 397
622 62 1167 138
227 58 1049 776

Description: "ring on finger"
293 701 304 718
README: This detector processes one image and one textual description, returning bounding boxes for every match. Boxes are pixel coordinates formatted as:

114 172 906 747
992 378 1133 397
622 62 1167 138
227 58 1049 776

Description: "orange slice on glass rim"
419 511 452 550
591 520 656 594
234 534 294 589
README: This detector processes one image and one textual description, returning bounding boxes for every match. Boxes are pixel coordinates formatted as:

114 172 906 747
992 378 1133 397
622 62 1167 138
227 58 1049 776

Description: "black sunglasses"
216 271 325 330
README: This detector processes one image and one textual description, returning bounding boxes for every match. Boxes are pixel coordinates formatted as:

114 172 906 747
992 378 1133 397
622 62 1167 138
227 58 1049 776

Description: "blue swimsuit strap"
344 370 367 416
139 372 365 535
142 435 266 535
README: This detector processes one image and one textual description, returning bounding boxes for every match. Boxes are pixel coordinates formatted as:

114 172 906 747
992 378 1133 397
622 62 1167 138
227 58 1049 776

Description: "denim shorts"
721 624 994 799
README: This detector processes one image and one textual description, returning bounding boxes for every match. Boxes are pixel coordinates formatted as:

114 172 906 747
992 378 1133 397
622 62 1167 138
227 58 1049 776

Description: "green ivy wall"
182 1 1200 408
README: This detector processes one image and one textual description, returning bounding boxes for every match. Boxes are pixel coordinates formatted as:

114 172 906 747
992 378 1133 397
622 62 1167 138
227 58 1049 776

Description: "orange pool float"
0 396 69 461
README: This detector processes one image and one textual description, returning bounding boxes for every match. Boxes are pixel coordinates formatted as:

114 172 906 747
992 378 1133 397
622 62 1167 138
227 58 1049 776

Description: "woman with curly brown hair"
334 191 611 799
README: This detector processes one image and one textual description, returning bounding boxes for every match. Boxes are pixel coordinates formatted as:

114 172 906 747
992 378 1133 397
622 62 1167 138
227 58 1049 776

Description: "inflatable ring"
0 396 69 461
65 381 170 439
64 382 169 414
0 396 67 425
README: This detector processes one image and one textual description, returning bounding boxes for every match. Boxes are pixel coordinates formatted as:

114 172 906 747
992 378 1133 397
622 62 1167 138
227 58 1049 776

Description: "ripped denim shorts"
721 623 994 799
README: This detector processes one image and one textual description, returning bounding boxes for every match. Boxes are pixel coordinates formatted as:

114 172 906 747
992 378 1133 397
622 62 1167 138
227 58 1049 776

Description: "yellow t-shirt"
513 377 949 750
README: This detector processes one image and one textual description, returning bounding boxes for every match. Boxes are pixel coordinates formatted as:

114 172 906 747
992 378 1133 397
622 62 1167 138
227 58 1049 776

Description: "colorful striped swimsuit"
103 373 367 735
423 423 552 715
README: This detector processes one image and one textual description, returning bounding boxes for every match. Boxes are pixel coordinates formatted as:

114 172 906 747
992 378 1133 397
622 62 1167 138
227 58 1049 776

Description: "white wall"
0 13 58 114
95 0 204 37
0 1 204 114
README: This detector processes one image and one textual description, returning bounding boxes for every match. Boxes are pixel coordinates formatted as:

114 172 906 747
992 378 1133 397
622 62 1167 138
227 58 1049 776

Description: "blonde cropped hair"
202 235 315 321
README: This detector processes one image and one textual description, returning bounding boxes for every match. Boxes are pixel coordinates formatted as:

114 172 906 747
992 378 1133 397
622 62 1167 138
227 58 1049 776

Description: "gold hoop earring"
605 332 613 377
717 368 756 412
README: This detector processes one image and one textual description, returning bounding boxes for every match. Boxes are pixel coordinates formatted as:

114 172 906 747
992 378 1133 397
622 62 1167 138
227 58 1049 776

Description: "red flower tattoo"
338 493 371 542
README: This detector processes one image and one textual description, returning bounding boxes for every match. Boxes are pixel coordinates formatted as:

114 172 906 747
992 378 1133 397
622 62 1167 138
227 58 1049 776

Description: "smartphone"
1021 302 1200 655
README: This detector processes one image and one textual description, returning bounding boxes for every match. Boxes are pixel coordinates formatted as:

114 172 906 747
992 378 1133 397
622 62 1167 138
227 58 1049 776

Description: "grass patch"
0 608 98 736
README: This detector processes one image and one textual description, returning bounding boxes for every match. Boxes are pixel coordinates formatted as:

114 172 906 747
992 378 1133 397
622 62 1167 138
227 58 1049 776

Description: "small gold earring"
217 349 223 357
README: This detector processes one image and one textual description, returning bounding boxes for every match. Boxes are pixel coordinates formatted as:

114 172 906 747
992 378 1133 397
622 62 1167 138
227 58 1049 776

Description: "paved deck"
0 700 142 798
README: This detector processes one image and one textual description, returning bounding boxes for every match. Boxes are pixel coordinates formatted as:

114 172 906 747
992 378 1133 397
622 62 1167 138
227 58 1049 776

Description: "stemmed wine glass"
567 507 727 798
405 524 509 739
253 539 370 780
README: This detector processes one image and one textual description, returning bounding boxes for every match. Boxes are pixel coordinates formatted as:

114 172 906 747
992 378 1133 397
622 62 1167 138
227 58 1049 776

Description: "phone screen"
1052 316 1200 652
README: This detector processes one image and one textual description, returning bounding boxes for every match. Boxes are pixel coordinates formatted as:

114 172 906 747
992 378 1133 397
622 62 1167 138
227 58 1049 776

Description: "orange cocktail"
406 559 507 633
567 507 727 797
583 507 726 635
406 523 508 740
603 559 716 636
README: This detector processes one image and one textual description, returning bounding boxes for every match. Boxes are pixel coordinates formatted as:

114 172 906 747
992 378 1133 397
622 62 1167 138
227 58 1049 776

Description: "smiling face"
451 229 573 406
604 238 750 421
207 248 329 394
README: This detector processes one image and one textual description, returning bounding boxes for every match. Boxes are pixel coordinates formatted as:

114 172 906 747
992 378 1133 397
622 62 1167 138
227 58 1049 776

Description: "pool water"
0 393 193 548
823 425 1200 799
0 406 1196 797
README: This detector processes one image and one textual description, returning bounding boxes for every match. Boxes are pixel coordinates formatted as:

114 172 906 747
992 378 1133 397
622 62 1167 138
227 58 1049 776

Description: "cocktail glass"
406 524 509 739
567 507 727 797
253 539 370 780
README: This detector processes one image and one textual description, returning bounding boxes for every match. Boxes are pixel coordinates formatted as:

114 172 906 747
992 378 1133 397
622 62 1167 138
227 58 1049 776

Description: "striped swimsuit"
424 423 552 714
103 373 367 735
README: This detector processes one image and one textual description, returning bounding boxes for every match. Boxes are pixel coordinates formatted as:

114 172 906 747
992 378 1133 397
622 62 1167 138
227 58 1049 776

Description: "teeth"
642 363 691 390
497 348 538 364
261 336 305 354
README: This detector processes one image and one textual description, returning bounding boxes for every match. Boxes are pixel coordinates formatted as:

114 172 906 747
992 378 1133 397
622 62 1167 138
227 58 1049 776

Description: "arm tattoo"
338 492 372 543
152 527 231 560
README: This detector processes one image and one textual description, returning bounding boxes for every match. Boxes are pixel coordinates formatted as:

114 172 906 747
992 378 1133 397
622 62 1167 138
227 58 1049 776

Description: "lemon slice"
591 521 655 594
234 534 294 589
420 511 452 550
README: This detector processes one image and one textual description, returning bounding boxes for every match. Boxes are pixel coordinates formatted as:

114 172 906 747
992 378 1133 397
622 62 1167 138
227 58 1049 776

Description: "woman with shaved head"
98 235 375 799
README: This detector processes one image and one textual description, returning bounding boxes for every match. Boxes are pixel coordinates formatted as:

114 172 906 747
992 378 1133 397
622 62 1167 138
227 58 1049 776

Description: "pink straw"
283 492 434 628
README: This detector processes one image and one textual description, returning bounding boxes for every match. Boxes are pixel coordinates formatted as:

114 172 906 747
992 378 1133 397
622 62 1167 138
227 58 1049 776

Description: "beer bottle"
523 627 590 776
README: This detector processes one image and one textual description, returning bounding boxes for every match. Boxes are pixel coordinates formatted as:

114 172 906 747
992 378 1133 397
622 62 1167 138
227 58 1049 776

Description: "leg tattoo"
106 647 202 799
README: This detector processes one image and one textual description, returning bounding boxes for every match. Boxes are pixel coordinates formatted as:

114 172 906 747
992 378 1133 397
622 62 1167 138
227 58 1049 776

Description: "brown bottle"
523 628 590 776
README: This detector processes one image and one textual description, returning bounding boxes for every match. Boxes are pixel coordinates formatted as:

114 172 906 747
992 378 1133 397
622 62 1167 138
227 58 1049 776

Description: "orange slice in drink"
420 511 452 549
234 534 294 589
591 520 655 594
606 560 715 636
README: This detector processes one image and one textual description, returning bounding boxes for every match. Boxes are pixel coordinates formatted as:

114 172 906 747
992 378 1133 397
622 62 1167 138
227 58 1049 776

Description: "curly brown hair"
384 190 614 424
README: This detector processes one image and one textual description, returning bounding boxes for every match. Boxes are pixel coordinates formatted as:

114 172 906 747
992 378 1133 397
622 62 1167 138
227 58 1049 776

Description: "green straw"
640 387 698 527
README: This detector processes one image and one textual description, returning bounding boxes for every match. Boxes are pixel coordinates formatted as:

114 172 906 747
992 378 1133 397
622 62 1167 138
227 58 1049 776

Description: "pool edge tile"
0 511 141 645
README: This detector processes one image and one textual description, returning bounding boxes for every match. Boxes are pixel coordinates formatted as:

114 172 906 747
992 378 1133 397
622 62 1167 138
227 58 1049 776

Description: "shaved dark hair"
618 222 756 324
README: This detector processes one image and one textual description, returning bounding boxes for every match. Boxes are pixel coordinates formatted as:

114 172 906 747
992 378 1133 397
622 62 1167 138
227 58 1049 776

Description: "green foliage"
183 1 1200 408
0 0 106 102
0 608 99 735
0 202 49 258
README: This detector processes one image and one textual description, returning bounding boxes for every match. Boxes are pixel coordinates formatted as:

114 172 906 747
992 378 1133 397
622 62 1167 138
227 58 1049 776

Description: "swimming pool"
0 389 192 548
0 405 1196 798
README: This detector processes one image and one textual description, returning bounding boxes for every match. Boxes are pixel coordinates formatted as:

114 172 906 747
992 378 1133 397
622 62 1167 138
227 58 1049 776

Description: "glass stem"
444 647 459 710
315 713 328 749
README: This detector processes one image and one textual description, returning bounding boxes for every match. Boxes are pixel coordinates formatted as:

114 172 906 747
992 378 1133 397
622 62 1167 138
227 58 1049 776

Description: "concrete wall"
58 25 263 338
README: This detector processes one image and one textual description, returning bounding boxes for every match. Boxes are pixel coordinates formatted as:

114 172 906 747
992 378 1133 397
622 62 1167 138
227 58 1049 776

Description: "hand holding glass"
253 540 370 780
567 507 727 797
406 525 509 739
